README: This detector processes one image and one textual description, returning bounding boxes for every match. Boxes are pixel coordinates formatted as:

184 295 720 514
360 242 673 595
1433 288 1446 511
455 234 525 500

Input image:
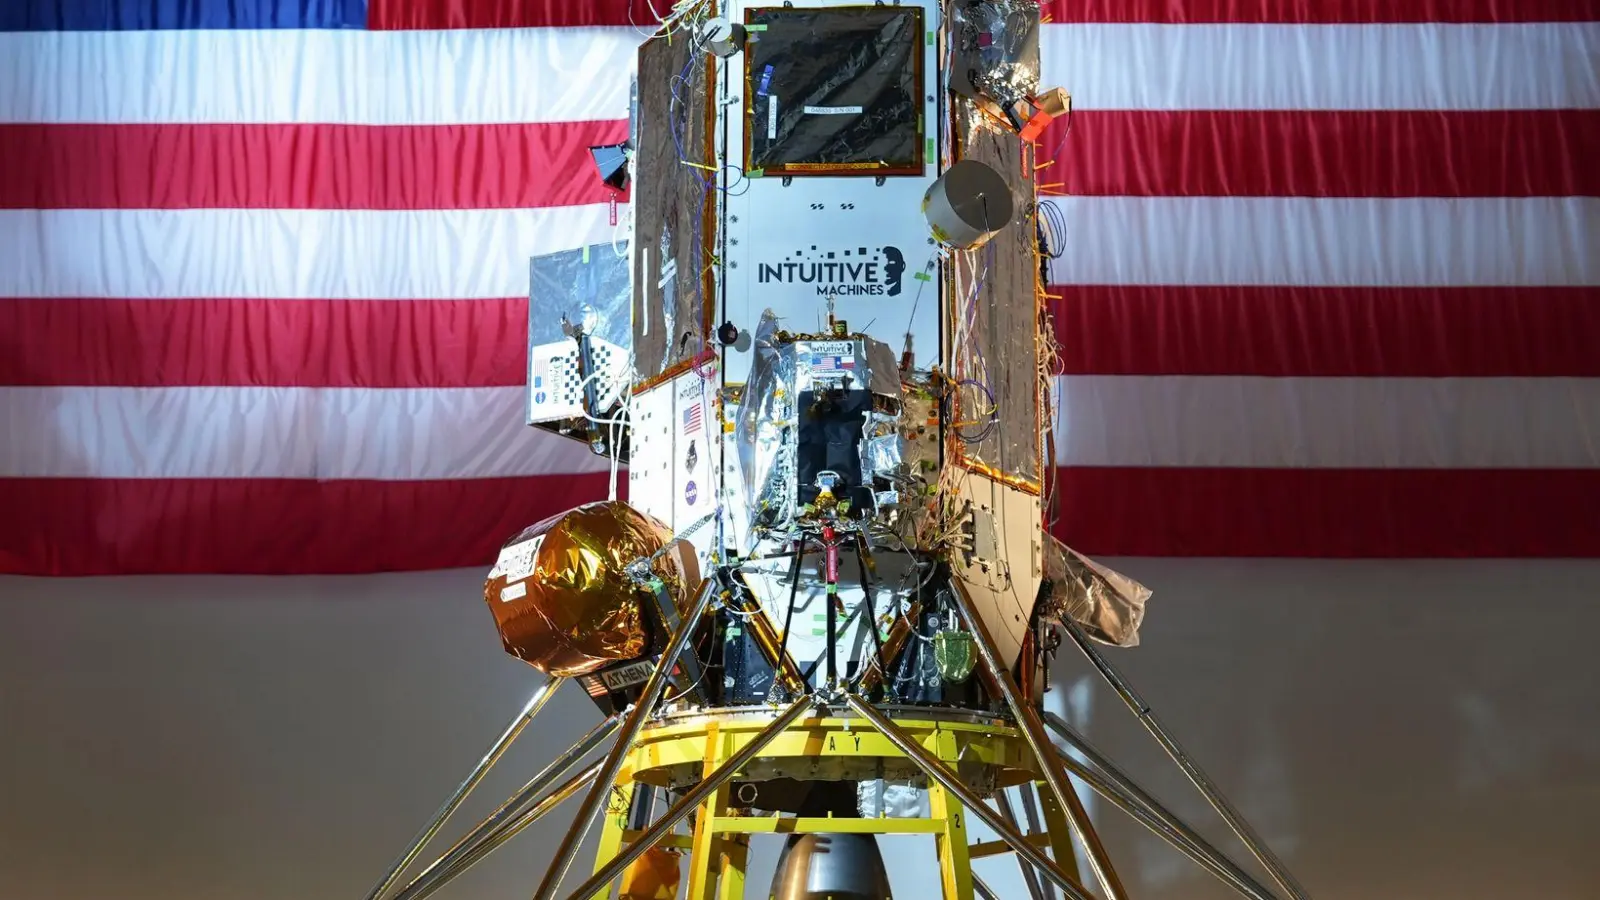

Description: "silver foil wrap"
948 0 1043 111
1041 535 1150 647
733 310 798 543
732 309 908 549
865 434 905 480
528 243 632 350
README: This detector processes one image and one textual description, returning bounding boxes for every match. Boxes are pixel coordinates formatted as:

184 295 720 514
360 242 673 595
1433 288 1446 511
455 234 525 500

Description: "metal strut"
530 574 720 900
364 676 565 900
948 582 1127 900
1040 712 1280 900
390 713 621 900
396 761 603 900
1059 619 1311 900
842 693 1097 900
559 695 818 900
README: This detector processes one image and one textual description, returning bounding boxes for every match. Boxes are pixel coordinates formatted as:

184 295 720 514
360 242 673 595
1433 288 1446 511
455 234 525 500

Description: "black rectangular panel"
743 5 924 176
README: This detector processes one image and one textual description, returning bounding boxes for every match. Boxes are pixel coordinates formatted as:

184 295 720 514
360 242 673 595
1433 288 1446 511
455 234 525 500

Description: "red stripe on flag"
1047 286 1600 378
1040 111 1600 198
0 297 530 388
1039 0 1600 23
4 467 1594 573
0 474 617 576
1051 467 1600 558
10 286 1599 388
367 0 667 29
0 122 630 210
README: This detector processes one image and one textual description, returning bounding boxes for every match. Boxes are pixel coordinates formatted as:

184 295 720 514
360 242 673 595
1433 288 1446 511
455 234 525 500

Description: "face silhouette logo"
881 246 905 296
685 440 697 474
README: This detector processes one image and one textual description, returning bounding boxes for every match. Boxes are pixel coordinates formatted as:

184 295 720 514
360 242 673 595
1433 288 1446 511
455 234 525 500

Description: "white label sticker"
499 582 528 603
767 95 779 140
805 341 855 356
640 246 650 336
803 105 862 115
600 659 656 691
493 535 543 584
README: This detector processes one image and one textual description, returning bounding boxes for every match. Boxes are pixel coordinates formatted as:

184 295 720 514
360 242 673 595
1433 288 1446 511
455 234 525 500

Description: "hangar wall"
4 560 1599 899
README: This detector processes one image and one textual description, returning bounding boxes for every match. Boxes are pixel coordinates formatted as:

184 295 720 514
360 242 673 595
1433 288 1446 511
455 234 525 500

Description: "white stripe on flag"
7 377 1596 480
0 206 619 300
0 27 643 125
0 386 613 480
1046 197 1600 287
1051 376 1600 469
1042 23 1600 111
9 24 1593 127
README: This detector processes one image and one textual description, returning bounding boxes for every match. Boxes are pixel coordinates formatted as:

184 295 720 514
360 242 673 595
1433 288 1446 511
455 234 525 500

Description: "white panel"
1052 375 1600 470
0 385 611 479
0 27 643 125
671 370 720 564
526 340 585 424
950 475 1042 669
1042 23 1600 111
527 337 632 426
0 206 617 300
1047 197 1600 288
626 382 677 529
722 0 945 380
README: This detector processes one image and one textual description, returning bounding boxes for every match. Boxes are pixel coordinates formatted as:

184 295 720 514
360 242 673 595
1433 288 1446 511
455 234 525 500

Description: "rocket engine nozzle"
769 833 893 900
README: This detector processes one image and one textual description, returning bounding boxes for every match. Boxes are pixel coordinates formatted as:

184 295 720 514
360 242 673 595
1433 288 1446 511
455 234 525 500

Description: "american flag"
682 402 703 436
0 0 1595 575
810 355 857 373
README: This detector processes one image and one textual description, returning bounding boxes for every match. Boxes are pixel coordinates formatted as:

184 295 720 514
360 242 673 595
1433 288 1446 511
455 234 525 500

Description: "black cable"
767 538 807 699
848 535 890 696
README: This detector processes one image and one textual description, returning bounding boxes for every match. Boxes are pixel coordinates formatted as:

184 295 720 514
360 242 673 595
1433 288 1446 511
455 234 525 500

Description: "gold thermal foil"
483 501 697 677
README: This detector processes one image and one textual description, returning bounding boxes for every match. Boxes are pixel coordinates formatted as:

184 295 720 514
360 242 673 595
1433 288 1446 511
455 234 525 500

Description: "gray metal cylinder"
921 159 1014 249
703 17 747 58
769 833 893 900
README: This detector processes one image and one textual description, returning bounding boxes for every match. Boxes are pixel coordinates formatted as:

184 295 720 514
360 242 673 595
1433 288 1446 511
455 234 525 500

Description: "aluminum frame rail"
949 582 1127 900
364 676 565 900
1059 619 1311 900
530 575 719 900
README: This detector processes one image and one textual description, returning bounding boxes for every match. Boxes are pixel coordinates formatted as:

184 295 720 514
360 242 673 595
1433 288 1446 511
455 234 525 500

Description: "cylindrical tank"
921 158 1015 249
769 833 893 900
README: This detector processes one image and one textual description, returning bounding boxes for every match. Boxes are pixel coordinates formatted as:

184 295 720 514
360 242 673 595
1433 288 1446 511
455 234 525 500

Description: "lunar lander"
365 3 1309 899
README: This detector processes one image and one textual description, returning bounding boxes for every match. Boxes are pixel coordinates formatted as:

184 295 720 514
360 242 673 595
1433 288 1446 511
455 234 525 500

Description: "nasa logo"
534 391 547 405
756 244 905 297
685 480 698 505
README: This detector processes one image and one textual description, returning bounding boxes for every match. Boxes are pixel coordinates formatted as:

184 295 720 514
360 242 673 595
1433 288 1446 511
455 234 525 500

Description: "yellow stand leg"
685 724 727 900
1033 778 1087 886
714 834 748 900
588 770 635 900
929 728 975 900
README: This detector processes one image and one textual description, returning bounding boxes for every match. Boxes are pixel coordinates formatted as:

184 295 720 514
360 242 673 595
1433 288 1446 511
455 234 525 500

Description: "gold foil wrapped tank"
483 501 699 677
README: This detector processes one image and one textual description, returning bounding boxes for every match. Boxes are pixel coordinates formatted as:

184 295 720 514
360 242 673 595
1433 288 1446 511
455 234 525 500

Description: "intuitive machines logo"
757 245 905 297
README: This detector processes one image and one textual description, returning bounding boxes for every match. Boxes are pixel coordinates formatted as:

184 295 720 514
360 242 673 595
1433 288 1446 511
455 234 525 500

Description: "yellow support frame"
584 710 1079 900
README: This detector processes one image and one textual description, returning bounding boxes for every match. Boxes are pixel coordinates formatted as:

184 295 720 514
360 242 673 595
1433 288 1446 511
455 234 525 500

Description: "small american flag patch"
683 403 703 434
